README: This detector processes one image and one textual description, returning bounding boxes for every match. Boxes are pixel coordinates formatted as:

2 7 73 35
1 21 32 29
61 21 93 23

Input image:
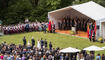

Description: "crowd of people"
2 20 56 35
2 22 48 34
58 16 90 32
0 36 104 60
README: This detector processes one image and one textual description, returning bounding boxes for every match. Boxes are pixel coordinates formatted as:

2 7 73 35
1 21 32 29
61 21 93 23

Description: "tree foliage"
0 0 105 25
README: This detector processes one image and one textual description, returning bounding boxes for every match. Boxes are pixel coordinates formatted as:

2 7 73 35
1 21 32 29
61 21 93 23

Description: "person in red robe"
48 20 52 32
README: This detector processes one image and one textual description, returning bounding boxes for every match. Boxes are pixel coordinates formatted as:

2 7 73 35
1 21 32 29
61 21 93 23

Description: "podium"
72 27 76 34
72 27 76 32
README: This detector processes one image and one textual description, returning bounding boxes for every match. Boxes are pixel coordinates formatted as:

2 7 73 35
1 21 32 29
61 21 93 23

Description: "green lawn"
0 32 105 56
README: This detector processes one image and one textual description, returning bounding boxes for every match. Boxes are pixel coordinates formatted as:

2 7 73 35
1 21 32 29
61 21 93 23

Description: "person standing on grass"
44 39 47 48
43 23 47 33
49 42 52 50
37 40 41 49
40 38 44 48
23 36 27 46
31 37 35 47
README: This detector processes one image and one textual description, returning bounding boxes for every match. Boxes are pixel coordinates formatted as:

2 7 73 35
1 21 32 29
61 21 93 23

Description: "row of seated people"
2 22 48 34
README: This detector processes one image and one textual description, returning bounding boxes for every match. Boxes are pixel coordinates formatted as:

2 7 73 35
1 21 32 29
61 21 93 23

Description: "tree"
46 0 61 10
29 0 39 7
29 0 61 22
4 0 32 24
60 0 74 8
1 0 105 25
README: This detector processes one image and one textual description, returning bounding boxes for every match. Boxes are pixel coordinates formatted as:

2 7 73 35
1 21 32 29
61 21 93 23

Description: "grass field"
0 32 105 56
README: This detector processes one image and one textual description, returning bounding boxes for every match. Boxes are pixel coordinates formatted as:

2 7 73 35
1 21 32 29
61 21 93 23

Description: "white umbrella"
60 47 80 53
83 45 104 51
102 46 105 49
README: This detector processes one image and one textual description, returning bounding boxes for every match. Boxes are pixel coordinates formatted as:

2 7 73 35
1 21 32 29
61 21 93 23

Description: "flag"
87 24 90 38
91 29 93 38
94 22 97 35
94 22 97 40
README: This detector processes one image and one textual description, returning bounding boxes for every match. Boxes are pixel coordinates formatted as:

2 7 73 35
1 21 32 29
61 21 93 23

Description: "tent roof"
59 47 80 53
48 1 105 21
102 46 105 49
83 45 104 51
72 1 105 21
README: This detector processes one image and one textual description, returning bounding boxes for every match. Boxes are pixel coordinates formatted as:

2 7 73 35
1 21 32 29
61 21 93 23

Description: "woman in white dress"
37 40 41 49
27 40 31 49
27 40 30 46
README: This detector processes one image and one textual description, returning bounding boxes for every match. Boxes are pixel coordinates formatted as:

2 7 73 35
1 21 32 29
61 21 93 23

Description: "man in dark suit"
40 38 44 48
49 42 52 50
25 23 30 32
52 24 55 33
58 22 61 30
23 36 26 46
43 23 47 33
44 39 47 48
31 37 35 47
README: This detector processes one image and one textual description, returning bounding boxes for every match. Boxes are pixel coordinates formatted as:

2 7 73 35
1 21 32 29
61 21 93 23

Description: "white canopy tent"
83 45 104 51
60 47 80 53
102 46 105 49
48 1 105 39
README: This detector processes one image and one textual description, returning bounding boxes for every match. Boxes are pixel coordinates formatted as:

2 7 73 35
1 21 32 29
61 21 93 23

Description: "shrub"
98 37 103 43
70 30 75 35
